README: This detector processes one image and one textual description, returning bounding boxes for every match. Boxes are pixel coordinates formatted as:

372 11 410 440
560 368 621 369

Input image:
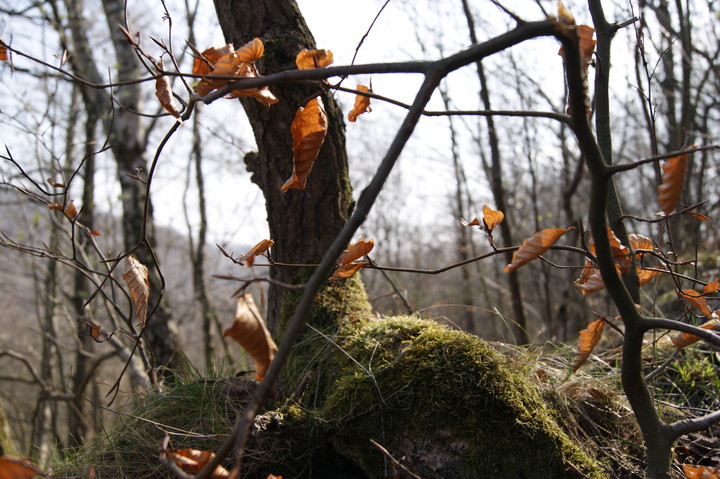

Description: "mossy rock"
253 316 606 479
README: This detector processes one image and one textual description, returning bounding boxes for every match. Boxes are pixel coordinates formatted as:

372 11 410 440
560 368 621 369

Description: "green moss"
320 316 606 479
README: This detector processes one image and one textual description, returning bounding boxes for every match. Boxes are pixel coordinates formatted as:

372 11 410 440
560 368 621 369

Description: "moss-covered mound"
310 316 605 479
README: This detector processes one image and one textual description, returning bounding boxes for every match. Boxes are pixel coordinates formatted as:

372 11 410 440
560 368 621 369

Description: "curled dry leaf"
572 318 605 372
163 448 230 479
240 239 274 267
330 262 366 281
628 233 653 252
482 205 504 232
282 97 328 192
331 238 374 281
0 456 41 479
704 277 720 295
575 269 606 296
193 39 278 107
155 60 181 120
504 227 572 273
460 217 481 227
337 238 374 265
682 463 720 479
122 255 150 328
671 321 718 350
657 153 689 215
295 49 334 69
348 84 372 122
90 324 111 343
224 294 278 380
0 39 7 62
680 289 713 317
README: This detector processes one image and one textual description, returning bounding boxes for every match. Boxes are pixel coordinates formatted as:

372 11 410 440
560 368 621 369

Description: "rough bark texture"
213 0 354 332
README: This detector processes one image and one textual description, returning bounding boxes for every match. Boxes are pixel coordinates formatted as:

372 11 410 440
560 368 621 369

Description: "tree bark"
213 0 354 332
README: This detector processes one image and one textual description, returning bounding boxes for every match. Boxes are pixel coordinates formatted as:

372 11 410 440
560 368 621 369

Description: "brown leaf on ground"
163 448 230 478
0 457 40 479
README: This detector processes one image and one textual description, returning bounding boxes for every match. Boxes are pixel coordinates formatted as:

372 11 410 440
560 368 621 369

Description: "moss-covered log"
248 315 606 479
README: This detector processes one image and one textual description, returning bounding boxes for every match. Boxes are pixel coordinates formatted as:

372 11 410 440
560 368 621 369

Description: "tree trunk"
213 0 355 332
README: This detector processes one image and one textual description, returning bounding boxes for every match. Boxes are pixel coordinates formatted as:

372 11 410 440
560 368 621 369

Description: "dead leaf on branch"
348 84 372 122
192 38 278 107
239 239 274 267
224 294 278 381
65 200 78 219
282 97 328 192
155 60 181 120
122 255 149 328
295 49 334 69
504 227 572 273
330 238 374 281
671 321 718 350
482 205 504 232
0 39 7 62
571 317 607 372
680 289 713 317
0 456 41 479
657 153 690 215
162 448 230 479
704 277 720 295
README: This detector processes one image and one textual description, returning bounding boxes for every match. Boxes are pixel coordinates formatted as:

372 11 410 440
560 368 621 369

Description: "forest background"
0 0 719 477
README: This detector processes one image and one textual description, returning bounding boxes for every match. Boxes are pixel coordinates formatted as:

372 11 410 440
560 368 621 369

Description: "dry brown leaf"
577 25 596 65
192 44 234 76
90 324 110 343
682 463 720 478
164 449 230 479
122 255 149 328
572 318 605 372
0 40 7 62
155 61 181 120
575 269 606 295
348 84 372 122
557 2 575 24
460 217 481 227
193 39 277 107
671 321 718 350
240 239 274 267
657 154 689 215
628 233 654 251
504 227 572 273
282 97 328 192
0 457 40 479
482 205 504 232
691 212 711 222
65 200 78 219
265 475 283 479
605 228 632 273
680 289 713 317
330 262 366 281
224 294 278 380
704 277 720 295
337 238 374 265
234 37 264 63
295 49 334 69
48 203 63 211
637 267 661 286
